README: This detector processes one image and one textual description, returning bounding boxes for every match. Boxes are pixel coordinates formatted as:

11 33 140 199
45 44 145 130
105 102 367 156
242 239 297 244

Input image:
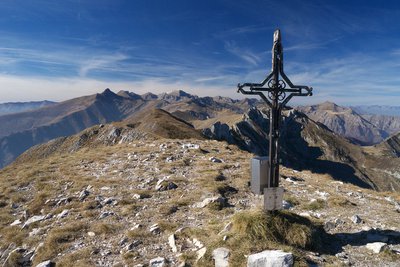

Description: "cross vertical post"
237 29 313 210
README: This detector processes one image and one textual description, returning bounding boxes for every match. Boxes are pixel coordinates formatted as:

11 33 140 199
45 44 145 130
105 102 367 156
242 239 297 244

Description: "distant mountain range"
0 89 259 168
297 102 400 145
351 105 400 116
2 89 400 192
0 100 56 115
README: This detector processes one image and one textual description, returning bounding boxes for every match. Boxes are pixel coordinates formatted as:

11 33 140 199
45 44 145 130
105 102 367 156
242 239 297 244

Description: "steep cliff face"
361 114 400 137
202 107 400 191
376 132 400 158
297 102 385 145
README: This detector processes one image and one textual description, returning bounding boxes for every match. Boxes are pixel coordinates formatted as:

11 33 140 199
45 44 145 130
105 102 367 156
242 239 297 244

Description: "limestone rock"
366 242 387 253
156 178 178 191
87 231 96 237
169 234 178 253
57 209 69 219
22 215 46 228
247 250 293 267
99 211 115 219
149 256 165 267
79 189 90 201
351 215 362 224
149 224 161 234
209 157 222 163
36 260 56 267
193 196 227 209
282 200 293 210
196 247 207 261
122 240 142 253
10 219 22 226
212 247 230 267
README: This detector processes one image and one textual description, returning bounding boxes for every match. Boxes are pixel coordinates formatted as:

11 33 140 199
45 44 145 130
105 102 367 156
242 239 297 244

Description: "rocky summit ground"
0 137 400 266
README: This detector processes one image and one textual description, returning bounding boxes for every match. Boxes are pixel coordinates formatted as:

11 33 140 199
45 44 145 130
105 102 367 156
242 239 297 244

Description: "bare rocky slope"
361 114 400 138
202 107 400 192
0 109 399 267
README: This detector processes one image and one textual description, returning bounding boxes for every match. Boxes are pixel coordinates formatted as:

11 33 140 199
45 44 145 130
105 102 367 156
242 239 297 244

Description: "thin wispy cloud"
224 41 261 66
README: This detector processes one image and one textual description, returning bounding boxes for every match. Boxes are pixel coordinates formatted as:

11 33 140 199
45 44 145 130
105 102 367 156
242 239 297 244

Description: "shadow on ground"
317 228 400 256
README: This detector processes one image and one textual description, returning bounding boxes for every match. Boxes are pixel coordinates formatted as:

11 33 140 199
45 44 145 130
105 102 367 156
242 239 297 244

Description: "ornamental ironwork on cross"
237 29 313 210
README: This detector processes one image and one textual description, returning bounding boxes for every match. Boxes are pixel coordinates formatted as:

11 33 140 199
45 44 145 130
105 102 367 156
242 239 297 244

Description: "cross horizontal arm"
280 90 313 109
280 61 313 95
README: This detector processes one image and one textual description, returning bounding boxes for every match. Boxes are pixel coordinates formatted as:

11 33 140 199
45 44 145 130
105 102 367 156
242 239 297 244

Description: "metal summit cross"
237 29 313 211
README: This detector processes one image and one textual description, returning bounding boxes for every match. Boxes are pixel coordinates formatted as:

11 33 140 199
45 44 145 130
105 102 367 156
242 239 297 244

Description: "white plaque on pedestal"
263 187 284 211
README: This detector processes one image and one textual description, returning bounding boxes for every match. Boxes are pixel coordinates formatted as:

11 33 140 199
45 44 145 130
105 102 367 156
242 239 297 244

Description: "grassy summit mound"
200 210 325 267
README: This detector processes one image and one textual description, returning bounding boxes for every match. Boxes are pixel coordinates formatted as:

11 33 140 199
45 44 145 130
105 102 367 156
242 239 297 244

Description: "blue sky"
0 0 400 105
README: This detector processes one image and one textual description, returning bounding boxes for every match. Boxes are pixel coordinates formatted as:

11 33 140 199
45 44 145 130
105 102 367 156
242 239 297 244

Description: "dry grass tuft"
90 222 121 236
328 196 355 207
303 199 326 211
33 222 88 265
199 210 325 267
57 248 93 267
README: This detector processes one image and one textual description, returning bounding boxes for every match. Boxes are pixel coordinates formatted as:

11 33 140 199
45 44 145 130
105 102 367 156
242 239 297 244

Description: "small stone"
10 219 22 226
196 247 207 260
209 157 222 163
35 260 56 267
119 237 128 246
22 215 46 228
87 232 96 237
247 250 293 267
193 196 227 209
130 223 142 230
282 200 293 210
169 234 178 253
57 209 69 219
79 189 90 201
324 221 336 232
212 247 230 267
100 250 112 256
99 211 114 219
29 228 41 237
181 143 199 150
149 224 161 234
102 197 117 205
351 215 362 224
394 202 400 212
122 240 142 252
366 242 387 253
149 256 165 267
133 194 142 199
155 178 178 191
193 238 204 249
334 218 344 225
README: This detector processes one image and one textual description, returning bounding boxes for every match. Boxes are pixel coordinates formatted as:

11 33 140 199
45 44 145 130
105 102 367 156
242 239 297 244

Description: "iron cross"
238 29 313 191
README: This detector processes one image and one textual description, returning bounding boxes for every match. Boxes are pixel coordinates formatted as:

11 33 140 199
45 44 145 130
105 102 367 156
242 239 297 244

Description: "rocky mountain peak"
141 92 158 100
97 88 120 100
117 90 143 100
158 90 196 102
